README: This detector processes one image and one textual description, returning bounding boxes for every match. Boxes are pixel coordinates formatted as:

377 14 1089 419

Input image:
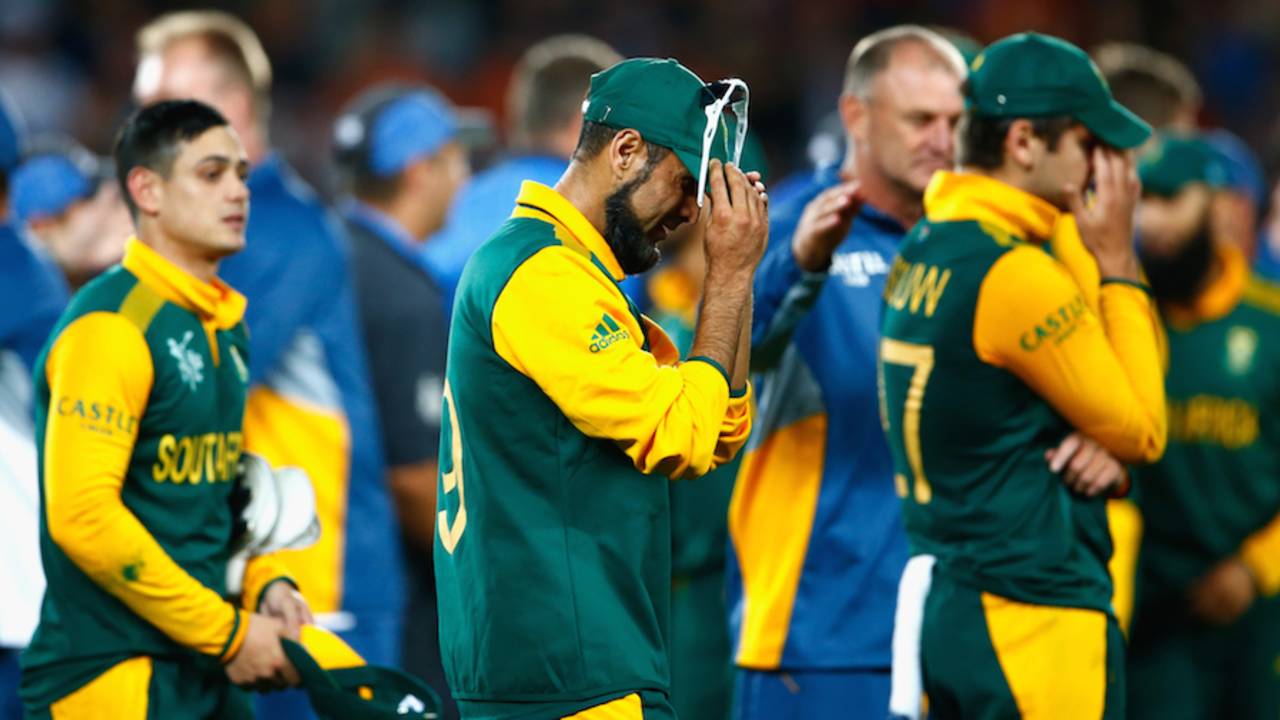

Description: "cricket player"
132 12 405 679
19 100 307 718
726 26 965 718
879 33 1166 718
435 58 762 719
1127 133 1280 719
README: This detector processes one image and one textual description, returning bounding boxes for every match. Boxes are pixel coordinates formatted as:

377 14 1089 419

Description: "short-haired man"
727 25 964 719
133 11 405 678
19 99 305 719
1128 134 1280 720
424 34 620 295
435 58 764 719
879 33 1166 718
333 83 469 717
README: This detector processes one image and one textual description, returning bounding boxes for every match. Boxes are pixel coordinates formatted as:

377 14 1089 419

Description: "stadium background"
4 0 1279 190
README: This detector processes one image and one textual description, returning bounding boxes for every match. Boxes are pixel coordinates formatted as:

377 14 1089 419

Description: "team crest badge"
168 330 205 391
1226 326 1257 376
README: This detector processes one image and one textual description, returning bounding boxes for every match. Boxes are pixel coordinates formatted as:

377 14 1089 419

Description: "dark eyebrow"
196 154 233 166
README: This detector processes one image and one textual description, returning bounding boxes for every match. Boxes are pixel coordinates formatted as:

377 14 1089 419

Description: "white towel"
889 554 936 719
0 353 45 649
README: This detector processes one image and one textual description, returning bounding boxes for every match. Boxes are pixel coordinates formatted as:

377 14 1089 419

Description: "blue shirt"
424 154 567 296
220 155 404 627
0 224 67 371
726 166 908 670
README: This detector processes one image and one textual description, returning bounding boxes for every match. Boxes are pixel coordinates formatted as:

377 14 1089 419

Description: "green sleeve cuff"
1100 278 1153 297
218 606 242 661
255 576 299 612
729 383 750 399
687 355 731 389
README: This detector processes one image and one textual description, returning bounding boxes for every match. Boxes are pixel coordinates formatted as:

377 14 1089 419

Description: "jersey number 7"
878 338 934 504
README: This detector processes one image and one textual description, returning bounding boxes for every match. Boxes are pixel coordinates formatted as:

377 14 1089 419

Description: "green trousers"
921 573 1125 719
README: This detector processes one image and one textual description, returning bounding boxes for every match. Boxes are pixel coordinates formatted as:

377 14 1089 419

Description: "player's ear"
839 92 870 145
126 166 164 217
1004 119 1038 172
609 128 644 181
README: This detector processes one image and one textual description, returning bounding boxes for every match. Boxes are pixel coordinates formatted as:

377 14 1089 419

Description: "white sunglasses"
696 78 750 207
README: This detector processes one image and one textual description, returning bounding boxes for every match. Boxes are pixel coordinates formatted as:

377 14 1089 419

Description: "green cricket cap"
582 57 741 180
966 32 1152 149
1138 133 1229 197
282 638 441 719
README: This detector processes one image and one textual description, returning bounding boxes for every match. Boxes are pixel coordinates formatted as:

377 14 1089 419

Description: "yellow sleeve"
1240 514 1280 596
492 246 751 479
972 246 1167 464
241 553 297 611
43 312 246 661
639 314 753 467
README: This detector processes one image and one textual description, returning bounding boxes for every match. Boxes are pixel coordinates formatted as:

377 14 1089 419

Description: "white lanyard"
696 78 750 207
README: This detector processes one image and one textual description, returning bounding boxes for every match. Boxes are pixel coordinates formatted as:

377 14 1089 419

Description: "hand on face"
1067 147 1142 280
702 159 768 280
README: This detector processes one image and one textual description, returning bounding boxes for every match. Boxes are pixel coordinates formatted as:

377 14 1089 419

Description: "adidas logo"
589 313 630 353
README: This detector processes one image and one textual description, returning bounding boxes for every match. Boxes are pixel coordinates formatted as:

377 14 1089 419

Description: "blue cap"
11 152 98 223
333 87 459 177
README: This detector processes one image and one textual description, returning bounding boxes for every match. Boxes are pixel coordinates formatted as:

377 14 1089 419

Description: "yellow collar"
1165 243 1248 327
514 181 625 281
924 171 1061 243
121 237 247 329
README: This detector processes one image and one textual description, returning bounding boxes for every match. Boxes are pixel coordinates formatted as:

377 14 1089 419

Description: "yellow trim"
981 593 1108 719
51 656 152 720
1165 244 1248 328
117 282 166 335
730 413 826 668
514 181 626 280
121 237 247 330
1106 498 1143 635
562 693 643 719
1243 274 1280 316
924 171 1060 244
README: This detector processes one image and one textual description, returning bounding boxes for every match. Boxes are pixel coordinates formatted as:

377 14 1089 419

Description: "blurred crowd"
4 2 1280 719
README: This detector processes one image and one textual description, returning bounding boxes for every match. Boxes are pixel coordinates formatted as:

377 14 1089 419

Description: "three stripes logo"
589 313 631 353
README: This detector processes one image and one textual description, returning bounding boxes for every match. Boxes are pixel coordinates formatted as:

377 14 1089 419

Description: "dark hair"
957 109 1076 170
572 120 670 167
114 99 229 217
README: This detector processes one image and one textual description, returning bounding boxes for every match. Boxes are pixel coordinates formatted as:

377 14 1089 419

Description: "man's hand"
224 613 300 691
792 181 863 272
259 581 313 641
702 159 769 282
1067 147 1142 281
1189 557 1257 625
1046 432 1127 497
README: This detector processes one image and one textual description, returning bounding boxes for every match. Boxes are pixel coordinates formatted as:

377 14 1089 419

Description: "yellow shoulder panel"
1242 275 1280 316
118 282 166 335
